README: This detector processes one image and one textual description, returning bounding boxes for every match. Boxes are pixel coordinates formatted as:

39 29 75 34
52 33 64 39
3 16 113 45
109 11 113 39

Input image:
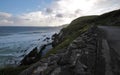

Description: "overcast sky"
0 0 120 26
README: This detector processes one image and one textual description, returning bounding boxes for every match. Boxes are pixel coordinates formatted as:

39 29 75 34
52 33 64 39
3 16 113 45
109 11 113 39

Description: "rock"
72 38 87 48
43 37 50 42
20 47 38 65
52 33 59 47
59 66 74 75
32 63 48 75
86 44 96 50
45 64 58 75
68 43 78 49
74 61 87 75
43 35 46 37
58 54 70 65
20 43 51 66
51 67 61 75
40 45 47 51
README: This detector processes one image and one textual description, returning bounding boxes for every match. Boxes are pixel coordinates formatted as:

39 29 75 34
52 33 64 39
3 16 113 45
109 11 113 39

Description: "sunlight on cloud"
18 11 67 26
55 0 95 12
0 0 120 26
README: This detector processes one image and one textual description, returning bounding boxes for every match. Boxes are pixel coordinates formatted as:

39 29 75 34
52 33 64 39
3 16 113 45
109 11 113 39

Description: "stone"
74 61 88 75
51 67 61 75
33 63 48 74
58 54 70 65
68 43 78 49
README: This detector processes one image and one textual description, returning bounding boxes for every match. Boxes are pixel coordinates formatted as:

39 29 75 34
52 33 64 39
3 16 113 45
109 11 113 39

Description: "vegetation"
94 9 120 26
0 66 29 75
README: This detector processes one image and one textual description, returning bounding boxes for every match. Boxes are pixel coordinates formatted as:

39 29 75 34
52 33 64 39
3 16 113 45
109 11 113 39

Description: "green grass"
61 16 97 36
0 66 29 75
93 9 120 26
44 25 90 58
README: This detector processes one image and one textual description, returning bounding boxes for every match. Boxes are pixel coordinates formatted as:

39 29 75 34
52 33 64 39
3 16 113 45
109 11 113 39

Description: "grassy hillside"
94 9 120 26
45 16 97 57
61 9 120 39
61 16 97 36
55 9 120 43
45 9 120 57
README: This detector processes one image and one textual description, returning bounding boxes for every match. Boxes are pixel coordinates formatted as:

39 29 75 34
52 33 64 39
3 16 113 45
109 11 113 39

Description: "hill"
48 9 120 57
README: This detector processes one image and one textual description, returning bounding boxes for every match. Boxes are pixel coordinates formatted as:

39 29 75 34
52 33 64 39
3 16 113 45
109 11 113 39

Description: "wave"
18 31 46 34
0 27 60 67
0 54 15 57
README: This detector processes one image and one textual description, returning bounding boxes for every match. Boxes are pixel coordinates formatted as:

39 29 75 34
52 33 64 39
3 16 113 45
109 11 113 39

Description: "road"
99 26 120 75
99 26 120 54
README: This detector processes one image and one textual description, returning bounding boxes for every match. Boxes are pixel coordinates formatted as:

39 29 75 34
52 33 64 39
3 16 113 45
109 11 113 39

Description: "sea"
0 26 61 67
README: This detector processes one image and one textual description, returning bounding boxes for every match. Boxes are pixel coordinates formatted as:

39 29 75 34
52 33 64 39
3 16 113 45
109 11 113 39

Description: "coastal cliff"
0 9 120 75
20 26 105 75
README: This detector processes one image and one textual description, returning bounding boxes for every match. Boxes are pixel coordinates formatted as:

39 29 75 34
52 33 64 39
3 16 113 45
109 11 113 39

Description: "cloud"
0 0 120 26
90 0 120 14
0 12 14 25
0 12 12 18
17 11 70 26
21 0 120 26
0 19 13 25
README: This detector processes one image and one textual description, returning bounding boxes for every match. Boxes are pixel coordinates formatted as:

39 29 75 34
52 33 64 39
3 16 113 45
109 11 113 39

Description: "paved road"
102 39 113 75
99 26 120 55
99 26 120 75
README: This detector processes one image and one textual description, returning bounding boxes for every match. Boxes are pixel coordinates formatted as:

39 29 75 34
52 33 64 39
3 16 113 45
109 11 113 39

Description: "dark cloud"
45 8 53 14
24 18 31 21
56 13 64 18
75 9 82 14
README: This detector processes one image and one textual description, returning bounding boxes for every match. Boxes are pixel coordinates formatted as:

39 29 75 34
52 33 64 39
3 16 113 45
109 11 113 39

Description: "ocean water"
0 26 60 67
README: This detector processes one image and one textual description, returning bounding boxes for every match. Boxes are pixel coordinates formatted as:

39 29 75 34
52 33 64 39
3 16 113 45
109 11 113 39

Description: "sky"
0 0 120 26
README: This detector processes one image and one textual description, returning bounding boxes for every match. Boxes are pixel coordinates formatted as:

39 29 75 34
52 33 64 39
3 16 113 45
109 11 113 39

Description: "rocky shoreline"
20 41 53 66
19 27 62 66
19 26 106 75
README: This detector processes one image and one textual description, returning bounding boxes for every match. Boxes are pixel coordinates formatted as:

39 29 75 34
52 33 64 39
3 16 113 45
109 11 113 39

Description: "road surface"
99 26 120 75
99 26 120 54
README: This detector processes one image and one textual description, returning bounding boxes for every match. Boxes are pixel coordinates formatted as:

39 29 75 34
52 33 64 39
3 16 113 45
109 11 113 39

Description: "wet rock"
43 37 50 42
43 35 46 37
52 33 59 47
20 47 39 65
